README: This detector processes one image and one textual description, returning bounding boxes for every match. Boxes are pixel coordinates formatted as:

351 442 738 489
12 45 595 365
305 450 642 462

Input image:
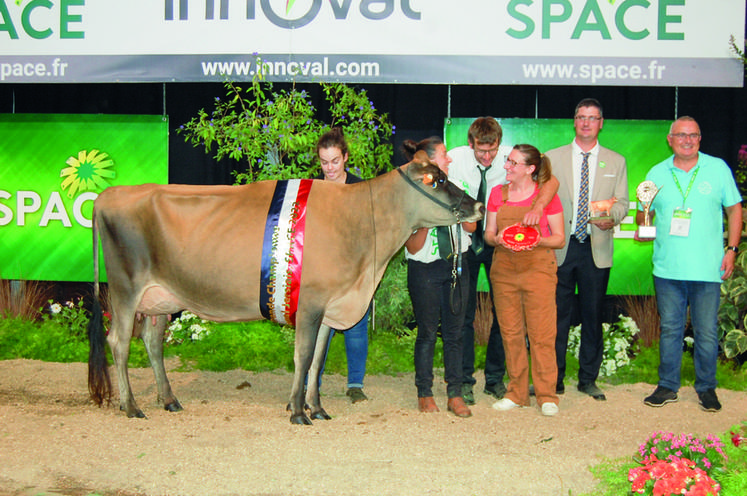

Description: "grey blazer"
545 143 629 269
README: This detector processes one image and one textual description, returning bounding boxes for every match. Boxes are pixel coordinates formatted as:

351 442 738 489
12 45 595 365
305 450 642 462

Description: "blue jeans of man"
316 308 369 389
461 246 506 387
654 276 720 393
408 258 468 399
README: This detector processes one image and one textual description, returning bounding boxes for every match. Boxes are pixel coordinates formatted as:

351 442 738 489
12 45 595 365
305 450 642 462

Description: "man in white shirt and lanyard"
448 117 558 405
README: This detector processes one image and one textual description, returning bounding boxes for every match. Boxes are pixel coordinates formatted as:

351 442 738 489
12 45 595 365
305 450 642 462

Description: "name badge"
669 208 692 237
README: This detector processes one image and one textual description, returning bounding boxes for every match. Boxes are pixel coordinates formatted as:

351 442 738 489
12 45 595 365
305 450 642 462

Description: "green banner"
0 114 168 282
445 118 673 295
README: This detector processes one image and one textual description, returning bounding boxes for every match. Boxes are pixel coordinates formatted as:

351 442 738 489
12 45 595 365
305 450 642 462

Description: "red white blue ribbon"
259 179 312 326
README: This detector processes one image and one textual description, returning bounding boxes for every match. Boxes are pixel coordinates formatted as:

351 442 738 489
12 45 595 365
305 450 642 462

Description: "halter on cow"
87 150 484 424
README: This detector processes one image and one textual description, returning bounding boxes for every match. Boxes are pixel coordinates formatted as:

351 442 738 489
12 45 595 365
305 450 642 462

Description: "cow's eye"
423 173 438 188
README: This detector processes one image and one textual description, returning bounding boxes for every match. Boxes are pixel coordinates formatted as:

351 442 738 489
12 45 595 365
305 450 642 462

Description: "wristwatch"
726 246 739 254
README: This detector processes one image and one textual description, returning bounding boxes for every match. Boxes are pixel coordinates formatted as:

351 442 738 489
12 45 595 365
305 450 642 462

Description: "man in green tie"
448 117 558 404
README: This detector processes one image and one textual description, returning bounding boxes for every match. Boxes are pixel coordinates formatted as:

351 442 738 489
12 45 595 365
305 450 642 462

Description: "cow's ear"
413 150 431 164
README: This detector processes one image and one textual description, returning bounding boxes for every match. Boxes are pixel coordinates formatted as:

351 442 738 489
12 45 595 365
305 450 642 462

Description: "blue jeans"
315 309 369 389
654 276 721 393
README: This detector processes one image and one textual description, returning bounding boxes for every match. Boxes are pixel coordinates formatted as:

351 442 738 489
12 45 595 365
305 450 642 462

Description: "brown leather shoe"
418 396 440 413
447 397 472 418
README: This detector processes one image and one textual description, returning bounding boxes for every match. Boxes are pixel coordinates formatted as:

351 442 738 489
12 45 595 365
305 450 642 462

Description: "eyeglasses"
574 115 602 123
670 133 701 141
505 159 527 168
474 146 499 157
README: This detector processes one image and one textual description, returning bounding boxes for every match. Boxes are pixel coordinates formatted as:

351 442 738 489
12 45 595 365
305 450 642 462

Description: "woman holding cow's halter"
403 136 475 418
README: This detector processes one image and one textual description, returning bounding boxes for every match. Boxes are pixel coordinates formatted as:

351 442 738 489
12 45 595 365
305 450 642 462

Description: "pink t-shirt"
487 185 562 237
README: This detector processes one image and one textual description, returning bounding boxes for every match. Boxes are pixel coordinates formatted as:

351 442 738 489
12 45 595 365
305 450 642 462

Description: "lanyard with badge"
669 166 699 237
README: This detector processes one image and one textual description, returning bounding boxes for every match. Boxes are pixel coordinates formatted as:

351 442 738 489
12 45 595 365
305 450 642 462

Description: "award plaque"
636 181 659 238
589 197 617 223
501 223 540 252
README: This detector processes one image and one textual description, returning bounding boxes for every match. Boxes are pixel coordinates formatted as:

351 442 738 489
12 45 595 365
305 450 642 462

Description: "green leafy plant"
718 241 747 359
568 314 640 377
43 298 90 341
178 75 394 184
372 250 414 336
174 320 296 372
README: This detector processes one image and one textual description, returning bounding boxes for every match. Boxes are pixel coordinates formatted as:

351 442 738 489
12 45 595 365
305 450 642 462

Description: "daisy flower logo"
60 149 116 198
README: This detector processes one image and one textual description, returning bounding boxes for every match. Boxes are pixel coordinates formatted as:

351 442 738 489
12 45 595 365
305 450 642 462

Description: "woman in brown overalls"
484 144 565 417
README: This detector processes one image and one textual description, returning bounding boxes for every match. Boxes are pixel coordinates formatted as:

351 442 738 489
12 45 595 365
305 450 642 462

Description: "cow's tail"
87 210 112 406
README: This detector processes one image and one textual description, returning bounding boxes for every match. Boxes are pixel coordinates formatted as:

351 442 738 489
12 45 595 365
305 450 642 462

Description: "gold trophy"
636 181 659 238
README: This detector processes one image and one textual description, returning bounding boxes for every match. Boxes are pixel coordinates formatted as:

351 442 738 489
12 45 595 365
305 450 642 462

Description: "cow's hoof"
290 414 313 425
310 409 331 420
164 400 183 412
120 404 147 418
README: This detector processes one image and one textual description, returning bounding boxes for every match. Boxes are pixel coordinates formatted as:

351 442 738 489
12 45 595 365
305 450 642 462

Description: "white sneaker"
492 398 520 411
541 402 559 416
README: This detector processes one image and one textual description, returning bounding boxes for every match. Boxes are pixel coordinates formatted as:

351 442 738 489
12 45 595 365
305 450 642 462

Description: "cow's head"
399 150 484 227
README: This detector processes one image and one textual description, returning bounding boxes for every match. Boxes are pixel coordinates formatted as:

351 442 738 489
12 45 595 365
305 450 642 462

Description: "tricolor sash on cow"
259 179 312 326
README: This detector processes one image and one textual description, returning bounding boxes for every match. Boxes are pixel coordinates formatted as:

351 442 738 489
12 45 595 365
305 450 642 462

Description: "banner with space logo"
0 114 168 282
0 0 744 86
445 117 674 296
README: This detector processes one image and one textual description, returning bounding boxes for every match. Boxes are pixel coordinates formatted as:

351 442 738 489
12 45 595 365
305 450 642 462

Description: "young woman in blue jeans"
314 127 369 403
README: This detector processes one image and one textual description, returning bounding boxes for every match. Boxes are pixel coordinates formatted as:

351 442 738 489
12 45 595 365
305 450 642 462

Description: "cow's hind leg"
108 311 145 418
141 314 182 413
306 323 332 421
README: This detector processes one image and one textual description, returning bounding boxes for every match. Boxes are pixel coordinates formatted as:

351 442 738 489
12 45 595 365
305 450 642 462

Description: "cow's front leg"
289 315 321 424
306 324 332 421
141 314 182 413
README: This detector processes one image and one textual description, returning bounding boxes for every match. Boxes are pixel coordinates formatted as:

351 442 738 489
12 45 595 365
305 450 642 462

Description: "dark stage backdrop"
1 83 746 189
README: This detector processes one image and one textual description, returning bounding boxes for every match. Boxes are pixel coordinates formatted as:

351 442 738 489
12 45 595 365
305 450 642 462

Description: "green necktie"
436 226 452 260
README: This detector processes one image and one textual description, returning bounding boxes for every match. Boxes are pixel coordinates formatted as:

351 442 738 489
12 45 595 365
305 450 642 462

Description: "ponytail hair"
401 136 444 161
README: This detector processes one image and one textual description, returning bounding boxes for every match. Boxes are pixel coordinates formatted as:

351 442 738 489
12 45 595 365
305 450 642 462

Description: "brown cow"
87 151 484 424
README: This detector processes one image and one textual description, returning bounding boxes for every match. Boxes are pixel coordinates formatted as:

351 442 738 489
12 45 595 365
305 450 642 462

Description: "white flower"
570 315 642 377
50 302 62 314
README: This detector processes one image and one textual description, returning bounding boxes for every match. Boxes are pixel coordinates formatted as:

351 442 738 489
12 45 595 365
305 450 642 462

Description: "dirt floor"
0 358 745 496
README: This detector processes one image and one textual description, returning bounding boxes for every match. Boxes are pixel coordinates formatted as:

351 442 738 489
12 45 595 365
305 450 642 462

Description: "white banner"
1 0 744 86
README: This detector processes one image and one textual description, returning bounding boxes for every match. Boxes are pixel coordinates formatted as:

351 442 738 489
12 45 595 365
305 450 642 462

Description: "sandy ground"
0 358 745 496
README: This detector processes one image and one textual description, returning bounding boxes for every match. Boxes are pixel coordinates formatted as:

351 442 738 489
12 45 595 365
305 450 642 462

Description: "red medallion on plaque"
501 223 540 251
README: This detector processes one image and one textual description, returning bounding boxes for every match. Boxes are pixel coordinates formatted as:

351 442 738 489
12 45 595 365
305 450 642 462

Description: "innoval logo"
164 0 420 28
